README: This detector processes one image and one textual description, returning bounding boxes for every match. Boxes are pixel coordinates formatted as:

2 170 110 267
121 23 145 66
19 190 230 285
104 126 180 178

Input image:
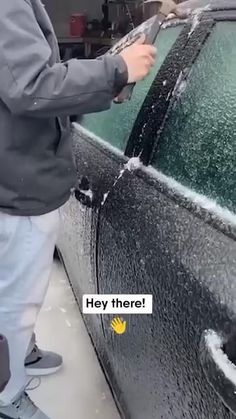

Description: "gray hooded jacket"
0 0 127 215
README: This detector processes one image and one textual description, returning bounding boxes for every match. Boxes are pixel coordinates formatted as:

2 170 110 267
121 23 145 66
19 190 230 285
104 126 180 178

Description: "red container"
70 14 86 37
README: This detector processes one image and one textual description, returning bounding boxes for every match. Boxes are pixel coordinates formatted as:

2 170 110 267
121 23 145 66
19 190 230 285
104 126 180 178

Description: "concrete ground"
33 261 121 419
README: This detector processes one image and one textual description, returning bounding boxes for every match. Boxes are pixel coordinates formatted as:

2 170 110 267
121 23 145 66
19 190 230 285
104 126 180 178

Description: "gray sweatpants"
0 210 60 405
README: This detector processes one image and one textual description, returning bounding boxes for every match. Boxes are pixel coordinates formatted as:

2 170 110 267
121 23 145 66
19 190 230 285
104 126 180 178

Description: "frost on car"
58 2 236 418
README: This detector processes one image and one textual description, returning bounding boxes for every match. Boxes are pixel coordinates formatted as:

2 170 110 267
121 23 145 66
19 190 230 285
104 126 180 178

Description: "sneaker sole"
26 364 62 376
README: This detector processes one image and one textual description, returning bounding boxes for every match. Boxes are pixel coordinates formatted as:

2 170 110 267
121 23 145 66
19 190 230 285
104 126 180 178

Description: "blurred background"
43 0 182 59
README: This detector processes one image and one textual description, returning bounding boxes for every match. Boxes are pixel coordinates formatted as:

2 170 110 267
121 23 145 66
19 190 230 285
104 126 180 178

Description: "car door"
57 24 182 350
97 14 236 419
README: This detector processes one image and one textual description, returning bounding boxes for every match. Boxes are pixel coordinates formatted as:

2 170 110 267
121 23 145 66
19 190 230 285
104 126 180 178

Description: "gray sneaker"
0 392 49 418
25 345 62 376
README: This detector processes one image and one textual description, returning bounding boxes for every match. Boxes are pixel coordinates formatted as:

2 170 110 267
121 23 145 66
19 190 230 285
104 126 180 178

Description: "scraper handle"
114 14 166 104
114 84 135 104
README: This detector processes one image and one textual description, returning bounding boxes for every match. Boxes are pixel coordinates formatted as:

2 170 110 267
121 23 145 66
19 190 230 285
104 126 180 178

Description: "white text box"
83 294 153 314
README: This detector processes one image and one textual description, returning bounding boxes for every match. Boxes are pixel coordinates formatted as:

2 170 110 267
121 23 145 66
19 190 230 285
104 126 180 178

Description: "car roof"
173 0 236 17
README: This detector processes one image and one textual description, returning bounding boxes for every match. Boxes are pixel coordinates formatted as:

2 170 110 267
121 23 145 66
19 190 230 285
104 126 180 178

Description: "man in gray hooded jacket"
0 0 156 418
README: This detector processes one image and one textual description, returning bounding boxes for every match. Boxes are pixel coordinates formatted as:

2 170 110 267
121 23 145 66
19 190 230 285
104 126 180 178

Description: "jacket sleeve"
0 0 128 117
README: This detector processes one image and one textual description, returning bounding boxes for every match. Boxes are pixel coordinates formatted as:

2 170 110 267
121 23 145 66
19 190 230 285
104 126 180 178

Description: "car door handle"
75 176 94 208
75 188 94 208
200 329 236 415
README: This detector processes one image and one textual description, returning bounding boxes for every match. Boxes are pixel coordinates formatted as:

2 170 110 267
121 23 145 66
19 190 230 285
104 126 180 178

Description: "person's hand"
119 35 157 84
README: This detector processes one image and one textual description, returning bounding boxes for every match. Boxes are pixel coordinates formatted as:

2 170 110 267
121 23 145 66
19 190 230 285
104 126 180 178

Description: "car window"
80 26 182 151
152 22 236 214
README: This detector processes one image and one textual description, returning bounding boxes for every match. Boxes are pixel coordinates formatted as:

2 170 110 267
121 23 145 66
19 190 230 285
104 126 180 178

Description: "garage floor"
32 261 121 419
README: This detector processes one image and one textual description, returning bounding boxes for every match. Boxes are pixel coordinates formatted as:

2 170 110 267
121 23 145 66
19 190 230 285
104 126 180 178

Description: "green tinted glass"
152 22 236 213
80 26 182 151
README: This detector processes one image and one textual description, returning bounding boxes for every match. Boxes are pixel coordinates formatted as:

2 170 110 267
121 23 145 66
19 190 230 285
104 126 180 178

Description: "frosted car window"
80 27 182 151
152 22 236 214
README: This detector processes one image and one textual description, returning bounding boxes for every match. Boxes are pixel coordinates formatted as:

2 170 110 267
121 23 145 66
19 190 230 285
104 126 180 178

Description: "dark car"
58 1 236 418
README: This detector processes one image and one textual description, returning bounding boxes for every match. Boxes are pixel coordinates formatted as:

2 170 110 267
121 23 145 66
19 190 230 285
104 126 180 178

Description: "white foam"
125 157 142 172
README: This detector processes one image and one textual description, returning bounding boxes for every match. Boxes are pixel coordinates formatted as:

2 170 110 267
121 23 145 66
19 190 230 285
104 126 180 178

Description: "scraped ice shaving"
172 71 183 97
189 11 201 36
166 91 172 101
118 169 125 180
205 330 236 386
101 168 125 206
162 21 174 29
189 5 211 37
176 80 187 98
101 192 109 206
171 69 188 99
125 157 142 172
101 158 142 207
146 166 236 227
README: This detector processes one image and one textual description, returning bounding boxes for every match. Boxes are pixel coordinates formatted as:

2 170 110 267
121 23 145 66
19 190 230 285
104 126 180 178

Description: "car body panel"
58 5 236 418
98 167 236 419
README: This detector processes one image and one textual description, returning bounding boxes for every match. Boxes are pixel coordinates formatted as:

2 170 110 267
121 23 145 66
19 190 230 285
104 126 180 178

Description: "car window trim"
149 18 217 165
125 24 189 162
145 16 236 237
135 164 236 242
125 17 215 165
206 10 236 20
